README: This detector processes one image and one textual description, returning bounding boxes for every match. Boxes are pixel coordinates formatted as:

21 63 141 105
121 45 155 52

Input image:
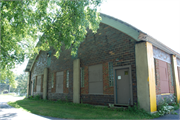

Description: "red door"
159 60 169 93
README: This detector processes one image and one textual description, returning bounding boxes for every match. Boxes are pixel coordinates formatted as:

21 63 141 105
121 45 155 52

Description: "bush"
28 95 41 100
157 96 177 116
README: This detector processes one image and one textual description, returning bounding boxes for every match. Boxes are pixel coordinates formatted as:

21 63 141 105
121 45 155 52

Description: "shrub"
157 96 177 116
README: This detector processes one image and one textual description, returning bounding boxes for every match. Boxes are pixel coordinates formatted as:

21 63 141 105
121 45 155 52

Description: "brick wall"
154 59 161 95
167 63 174 94
103 62 114 95
81 94 114 105
78 23 137 104
81 66 89 94
31 51 47 82
30 23 137 104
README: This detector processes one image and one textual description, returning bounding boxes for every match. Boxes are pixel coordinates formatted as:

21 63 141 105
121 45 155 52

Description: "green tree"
10 73 27 95
1 0 102 85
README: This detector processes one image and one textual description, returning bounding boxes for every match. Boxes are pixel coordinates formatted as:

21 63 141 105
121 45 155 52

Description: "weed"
28 95 41 100
157 95 178 116
34 95 41 100
65 96 68 102
171 111 178 115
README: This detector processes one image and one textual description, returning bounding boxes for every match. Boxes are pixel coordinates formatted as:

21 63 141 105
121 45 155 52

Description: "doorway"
114 65 133 105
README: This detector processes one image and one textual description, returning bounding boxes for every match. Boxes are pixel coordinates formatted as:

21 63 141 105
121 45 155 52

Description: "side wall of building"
31 51 47 97
30 23 137 105
153 47 175 105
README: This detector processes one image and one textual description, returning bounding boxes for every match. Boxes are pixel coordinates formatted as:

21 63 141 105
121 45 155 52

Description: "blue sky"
13 0 180 75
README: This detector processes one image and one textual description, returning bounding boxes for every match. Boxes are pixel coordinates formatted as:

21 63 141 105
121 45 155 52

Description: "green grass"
8 99 158 119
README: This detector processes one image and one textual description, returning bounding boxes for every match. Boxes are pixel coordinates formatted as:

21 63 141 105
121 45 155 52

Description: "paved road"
0 95 63 120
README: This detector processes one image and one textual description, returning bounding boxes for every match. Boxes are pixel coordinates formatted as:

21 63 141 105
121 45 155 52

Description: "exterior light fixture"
47 53 50 57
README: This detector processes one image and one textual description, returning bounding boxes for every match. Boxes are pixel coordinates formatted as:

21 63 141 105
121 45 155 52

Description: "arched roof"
100 13 145 41
25 13 180 72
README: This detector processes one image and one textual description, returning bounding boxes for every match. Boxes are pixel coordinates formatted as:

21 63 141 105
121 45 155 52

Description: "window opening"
66 70 69 88
109 62 114 86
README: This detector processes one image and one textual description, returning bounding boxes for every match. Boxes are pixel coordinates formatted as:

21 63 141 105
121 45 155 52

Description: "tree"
10 73 27 95
1 0 103 85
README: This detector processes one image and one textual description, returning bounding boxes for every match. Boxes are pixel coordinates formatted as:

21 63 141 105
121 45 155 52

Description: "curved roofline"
24 13 180 72
100 13 180 58
100 13 146 41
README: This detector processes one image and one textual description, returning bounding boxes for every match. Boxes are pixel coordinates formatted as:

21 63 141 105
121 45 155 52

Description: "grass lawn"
8 98 158 119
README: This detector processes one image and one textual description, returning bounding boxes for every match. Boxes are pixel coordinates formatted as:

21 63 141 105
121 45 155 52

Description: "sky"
12 0 180 75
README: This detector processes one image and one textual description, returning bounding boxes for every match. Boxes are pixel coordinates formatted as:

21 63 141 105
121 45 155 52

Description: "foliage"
10 73 28 95
28 95 41 100
1 0 103 85
8 99 155 119
157 96 178 116
0 70 16 87
127 103 150 116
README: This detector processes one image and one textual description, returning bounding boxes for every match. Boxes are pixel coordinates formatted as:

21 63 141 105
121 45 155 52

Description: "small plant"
126 102 152 117
34 95 41 100
157 96 176 116
81 98 83 104
28 95 33 99
65 96 68 101
171 111 178 115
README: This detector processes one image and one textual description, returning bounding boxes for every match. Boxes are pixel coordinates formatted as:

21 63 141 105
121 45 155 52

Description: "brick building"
25 13 180 113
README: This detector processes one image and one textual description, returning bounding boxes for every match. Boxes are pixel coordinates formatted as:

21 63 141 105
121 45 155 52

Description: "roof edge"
25 13 180 72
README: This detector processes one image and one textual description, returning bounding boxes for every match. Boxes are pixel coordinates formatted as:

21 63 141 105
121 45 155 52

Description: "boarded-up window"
159 60 169 93
36 75 41 92
56 71 63 93
89 64 103 94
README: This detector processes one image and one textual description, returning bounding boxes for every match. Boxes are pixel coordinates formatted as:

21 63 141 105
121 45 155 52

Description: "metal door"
56 72 63 93
116 68 130 105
